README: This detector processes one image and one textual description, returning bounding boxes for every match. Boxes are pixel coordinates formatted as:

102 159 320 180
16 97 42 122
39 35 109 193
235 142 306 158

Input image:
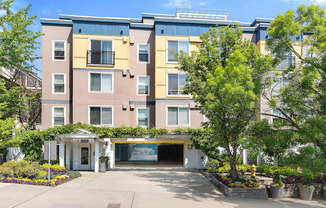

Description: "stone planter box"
210 176 268 199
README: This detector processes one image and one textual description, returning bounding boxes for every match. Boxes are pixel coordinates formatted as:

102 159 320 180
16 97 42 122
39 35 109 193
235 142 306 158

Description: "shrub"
273 170 284 186
17 165 39 178
68 171 81 178
207 159 220 173
38 171 47 178
0 167 14 177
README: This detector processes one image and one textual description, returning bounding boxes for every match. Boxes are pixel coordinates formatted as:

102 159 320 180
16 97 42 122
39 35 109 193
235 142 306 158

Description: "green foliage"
0 160 45 178
0 0 42 73
273 170 284 186
266 4 326 156
302 173 315 186
247 119 295 166
68 171 82 178
99 156 109 163
177 23 273 181
284 146 326 175
0 166 13 177
17 123 207 162
207 159 221 173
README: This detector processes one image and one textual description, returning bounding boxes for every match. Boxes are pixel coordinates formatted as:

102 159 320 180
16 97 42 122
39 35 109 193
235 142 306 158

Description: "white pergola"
55 129 104 173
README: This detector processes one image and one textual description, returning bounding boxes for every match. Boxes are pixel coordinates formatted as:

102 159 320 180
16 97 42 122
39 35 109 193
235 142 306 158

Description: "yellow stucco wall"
155 35 201 99
73 34 130 69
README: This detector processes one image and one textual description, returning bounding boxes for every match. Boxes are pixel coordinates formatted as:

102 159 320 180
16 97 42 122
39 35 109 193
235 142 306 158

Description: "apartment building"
40 8 296 172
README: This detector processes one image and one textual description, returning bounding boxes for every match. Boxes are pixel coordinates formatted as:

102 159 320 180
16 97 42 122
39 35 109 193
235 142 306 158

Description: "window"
89 106 113 126
53 107 65 126
138 44 150 63
89 73 113 92
53 74 65 94
167 73 187 96
137 108 149 128
53 41 66 60
167 40 189 62
272 76 289 95
275 52 294 70
88 39 114 65
167 107 190 126
137 76 150 95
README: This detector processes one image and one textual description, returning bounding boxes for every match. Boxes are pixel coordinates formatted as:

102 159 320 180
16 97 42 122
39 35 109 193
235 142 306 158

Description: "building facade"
41 9 295 172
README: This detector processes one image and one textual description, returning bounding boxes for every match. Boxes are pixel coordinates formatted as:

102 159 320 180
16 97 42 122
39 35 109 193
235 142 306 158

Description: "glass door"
79 144 91 170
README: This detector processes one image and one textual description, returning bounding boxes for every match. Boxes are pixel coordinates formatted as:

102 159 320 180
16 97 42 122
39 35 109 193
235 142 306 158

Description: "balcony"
87 50 115 66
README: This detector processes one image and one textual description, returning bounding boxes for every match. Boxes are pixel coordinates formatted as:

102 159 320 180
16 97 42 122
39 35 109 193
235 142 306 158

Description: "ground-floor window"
53 107 65 126
167 106 190 126
89 106 113 126
137 108 149 128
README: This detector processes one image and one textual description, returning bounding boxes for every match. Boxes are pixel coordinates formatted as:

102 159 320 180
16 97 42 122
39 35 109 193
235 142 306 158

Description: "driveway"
1 168 326 208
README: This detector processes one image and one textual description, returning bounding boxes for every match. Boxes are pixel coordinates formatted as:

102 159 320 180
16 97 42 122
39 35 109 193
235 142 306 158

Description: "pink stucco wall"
42 25 72 129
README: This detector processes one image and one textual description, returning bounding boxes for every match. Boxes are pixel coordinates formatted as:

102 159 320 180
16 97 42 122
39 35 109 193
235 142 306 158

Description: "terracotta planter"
299 186 315 201
270 185 284 199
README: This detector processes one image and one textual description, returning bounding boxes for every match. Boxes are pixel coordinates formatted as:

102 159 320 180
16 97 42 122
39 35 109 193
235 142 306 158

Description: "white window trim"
166 39 190 63
88 72 114 93
137 43 150 64
136 75 150 96
166 72 190 98
52 106 66 127
88 105 114 127
52 73 66 94
136 107 150 128
52 40 67 61
166 105 191 127
88 38 114 66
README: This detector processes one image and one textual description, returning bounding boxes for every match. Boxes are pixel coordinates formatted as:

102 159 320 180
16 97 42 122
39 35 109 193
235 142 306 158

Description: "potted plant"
270 170 284 199
99 156 109 173
299 174 315 201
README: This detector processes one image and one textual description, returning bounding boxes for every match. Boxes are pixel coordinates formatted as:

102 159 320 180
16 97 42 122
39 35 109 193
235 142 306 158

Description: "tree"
0 0 42 86
178 23 273 180
0 0 42 130
266 4 326 155
247 119 295 167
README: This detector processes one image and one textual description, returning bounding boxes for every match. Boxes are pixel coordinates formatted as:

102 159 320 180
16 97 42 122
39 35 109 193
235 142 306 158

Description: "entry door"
79 144 91 170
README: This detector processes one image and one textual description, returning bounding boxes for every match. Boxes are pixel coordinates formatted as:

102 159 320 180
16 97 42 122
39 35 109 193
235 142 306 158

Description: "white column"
65 142 71 170
243 149 247 164
59 141 65 167
94 140 99 173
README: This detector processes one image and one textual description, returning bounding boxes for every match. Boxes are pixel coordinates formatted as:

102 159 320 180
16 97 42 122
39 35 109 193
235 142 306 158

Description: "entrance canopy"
55 129 103 172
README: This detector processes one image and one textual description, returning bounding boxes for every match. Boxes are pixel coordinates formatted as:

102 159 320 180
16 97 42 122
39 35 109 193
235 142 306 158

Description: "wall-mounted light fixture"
78 29 82 33
120 30 124 35
161 29 164 34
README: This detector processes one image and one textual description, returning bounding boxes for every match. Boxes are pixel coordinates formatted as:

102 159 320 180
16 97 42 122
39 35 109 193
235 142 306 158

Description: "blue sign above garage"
115 143 158 162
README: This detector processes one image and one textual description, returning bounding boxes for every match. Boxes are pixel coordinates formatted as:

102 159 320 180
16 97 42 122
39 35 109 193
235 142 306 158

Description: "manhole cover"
107 204 120 208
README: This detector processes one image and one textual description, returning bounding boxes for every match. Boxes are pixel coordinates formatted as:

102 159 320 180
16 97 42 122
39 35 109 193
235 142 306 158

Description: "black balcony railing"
87 50 115 65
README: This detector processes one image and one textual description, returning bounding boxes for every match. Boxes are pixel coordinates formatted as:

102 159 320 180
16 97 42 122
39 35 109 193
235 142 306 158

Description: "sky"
9 0 326 78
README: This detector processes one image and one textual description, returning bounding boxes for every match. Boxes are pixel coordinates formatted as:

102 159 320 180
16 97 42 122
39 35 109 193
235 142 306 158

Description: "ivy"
17 123 207 162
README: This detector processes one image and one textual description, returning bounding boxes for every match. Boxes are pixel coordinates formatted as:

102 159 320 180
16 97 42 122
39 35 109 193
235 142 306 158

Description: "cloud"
57 9 62 13
164 0 192 8
199 1 207 6
282 0 326 5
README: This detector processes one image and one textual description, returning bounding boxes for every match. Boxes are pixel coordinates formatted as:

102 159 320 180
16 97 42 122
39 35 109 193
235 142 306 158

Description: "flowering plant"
215 174 260 188
0 175 68 186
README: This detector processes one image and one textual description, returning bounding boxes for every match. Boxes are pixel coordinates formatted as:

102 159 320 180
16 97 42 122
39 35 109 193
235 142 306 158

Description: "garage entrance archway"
114 141 184 168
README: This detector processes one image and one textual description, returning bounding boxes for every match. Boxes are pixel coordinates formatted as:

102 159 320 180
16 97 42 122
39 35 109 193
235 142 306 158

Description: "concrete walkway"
0 169 326 208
